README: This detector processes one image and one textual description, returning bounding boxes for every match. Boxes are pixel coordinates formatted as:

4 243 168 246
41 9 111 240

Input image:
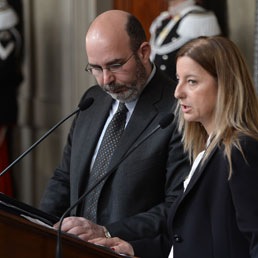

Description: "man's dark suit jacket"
132 135 258 258
40 69 190 241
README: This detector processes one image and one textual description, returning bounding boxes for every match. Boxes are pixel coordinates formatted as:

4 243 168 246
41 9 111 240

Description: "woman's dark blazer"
133 135 258 258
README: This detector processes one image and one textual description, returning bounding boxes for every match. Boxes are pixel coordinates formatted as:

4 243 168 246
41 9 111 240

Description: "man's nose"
102 69 115 85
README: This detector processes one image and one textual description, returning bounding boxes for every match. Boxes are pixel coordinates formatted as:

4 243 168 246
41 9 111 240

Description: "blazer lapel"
167 145 218 227
179 145 218 203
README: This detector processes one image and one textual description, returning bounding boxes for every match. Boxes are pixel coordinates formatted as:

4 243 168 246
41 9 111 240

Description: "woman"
89 36 258 258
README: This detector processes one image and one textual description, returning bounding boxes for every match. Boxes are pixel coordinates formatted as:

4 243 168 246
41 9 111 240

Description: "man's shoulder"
152 69 177 91
142 69 177 111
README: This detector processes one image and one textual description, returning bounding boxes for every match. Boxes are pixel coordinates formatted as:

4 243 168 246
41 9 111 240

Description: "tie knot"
117 102 128 114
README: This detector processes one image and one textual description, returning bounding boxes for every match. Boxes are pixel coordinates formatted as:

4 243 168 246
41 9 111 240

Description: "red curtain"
0 137 13 196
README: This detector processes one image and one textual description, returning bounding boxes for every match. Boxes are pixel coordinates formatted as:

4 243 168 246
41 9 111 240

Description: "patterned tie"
84 102 128 222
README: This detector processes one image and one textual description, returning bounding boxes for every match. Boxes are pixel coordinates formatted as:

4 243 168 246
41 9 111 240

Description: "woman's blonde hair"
176 36 258 177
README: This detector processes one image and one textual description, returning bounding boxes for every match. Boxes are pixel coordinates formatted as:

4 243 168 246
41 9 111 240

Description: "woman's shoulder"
231 134 258 165
237 134 258 148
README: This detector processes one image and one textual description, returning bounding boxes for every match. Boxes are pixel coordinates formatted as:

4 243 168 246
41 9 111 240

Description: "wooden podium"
0 210 133 258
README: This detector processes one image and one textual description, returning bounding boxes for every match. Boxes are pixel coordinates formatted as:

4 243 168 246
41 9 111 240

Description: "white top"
183 149 205 191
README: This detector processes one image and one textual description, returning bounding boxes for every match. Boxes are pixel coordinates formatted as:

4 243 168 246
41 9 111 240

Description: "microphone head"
78 97 94 111
159 113 174 129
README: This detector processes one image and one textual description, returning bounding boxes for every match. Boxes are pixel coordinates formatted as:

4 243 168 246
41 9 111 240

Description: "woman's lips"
181 104 191 113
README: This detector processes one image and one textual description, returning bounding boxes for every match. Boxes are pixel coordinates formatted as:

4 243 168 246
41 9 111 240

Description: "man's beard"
102 55 147 103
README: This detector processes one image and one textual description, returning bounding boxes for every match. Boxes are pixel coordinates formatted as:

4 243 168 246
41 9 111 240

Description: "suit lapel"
75 70 172 201
107 72 166 172
75 91 113 197
178 145 218 203
167 145 218 226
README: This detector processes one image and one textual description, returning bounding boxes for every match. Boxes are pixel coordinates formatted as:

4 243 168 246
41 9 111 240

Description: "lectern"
0 207 136 258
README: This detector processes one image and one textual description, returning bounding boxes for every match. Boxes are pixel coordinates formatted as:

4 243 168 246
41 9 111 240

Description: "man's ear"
137 42 151 64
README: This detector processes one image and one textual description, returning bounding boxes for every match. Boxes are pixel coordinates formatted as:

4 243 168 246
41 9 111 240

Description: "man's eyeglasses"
85 53 134 76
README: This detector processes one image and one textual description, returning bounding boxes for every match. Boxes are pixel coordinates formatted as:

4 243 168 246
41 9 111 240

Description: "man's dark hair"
126 14 147 53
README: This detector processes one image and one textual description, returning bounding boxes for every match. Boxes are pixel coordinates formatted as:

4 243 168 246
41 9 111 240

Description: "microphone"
55 112 174 258
0 97 94 178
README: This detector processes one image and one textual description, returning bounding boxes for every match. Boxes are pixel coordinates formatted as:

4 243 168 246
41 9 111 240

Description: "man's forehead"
87 28 129 47
86 38 131 65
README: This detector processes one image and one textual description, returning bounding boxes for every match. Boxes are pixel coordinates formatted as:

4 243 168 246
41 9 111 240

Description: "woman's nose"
174 82 184 99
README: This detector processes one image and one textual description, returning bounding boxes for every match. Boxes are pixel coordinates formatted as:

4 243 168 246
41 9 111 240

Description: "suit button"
174 234 183 243
160 64 166 70
162 54 168 60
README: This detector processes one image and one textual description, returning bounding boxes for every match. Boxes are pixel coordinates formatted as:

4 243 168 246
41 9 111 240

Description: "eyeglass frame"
85 52 135 75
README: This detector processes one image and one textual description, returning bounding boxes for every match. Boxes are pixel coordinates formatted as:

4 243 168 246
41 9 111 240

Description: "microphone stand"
0 108 79 177
0 97 94 177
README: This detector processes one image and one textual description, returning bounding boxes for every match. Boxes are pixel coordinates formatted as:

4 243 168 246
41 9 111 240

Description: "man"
150 0 221 80
40 10 189 242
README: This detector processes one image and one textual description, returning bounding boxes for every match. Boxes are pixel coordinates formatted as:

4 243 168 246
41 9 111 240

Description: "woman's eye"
188 80 197 85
